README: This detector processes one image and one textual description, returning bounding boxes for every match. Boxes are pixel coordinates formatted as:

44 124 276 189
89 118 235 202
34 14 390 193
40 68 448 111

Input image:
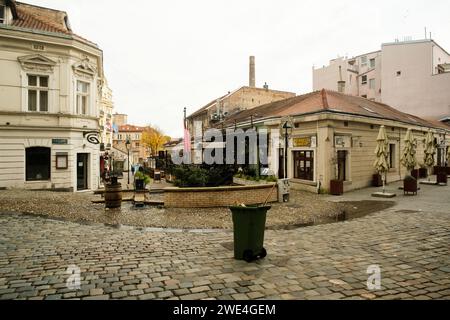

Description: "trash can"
229 205 271 262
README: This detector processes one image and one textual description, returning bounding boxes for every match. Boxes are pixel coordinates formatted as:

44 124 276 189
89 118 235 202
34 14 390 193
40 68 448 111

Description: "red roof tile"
220 89 450 130
5 1 98 47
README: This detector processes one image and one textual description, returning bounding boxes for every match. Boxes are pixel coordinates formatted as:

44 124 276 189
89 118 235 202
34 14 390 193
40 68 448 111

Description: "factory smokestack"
249 56 256 87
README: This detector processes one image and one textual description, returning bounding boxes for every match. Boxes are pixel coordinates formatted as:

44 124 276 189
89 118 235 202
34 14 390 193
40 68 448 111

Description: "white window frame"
360 56 367 67
27 74 49 112
369 78 376 89
370 58 376 68
361 75 368 85
76 80 90 116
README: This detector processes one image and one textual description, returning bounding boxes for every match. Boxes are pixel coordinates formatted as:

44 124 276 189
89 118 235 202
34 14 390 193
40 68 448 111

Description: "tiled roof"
220 89 450 130
11 2 71 35
4 1 98 47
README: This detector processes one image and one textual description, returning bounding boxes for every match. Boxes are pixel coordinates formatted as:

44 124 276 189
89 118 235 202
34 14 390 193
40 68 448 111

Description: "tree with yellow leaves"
141 125 170 156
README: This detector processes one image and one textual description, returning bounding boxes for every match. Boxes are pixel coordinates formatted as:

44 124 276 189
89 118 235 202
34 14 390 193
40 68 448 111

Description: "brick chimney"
249 56 256 87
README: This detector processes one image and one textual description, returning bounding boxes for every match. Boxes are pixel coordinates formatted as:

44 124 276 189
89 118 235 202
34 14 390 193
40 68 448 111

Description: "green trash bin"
230 205 271 262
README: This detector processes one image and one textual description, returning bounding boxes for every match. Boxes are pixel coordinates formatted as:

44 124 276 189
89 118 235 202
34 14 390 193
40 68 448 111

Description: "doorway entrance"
77 153 89 191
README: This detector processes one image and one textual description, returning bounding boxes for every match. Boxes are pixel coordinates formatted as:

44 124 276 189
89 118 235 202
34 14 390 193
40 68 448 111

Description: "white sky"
26 0 450 137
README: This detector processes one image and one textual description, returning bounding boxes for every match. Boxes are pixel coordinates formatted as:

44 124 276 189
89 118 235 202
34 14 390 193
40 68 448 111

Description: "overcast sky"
27 0 450 137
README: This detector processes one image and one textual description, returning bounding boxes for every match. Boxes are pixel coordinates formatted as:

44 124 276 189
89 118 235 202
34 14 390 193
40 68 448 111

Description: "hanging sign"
83 131 100 145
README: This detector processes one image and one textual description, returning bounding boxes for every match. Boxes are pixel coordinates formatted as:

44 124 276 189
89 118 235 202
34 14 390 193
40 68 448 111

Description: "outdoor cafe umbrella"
373 125 389 193
400 129 417 175
424 130 436 178
447 145 450 167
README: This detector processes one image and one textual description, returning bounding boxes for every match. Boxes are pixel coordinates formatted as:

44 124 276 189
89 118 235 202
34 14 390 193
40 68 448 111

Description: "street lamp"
126 137 131 185
282 121 293 179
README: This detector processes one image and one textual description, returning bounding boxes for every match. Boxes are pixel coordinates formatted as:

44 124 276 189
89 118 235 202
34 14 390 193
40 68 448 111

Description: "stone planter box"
233 177 273 186
164 184 278 208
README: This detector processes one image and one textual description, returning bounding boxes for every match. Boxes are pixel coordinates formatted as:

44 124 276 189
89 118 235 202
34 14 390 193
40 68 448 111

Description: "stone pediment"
18 54 57 72
72 58 97 79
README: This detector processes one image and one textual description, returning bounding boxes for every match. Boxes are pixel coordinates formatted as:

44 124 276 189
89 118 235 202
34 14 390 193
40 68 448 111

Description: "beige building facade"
313 39 450 121
99 80 114 151
221 90 450 194
0 1 104 191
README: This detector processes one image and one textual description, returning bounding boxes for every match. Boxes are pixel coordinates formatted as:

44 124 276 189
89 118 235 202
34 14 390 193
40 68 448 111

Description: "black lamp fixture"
282 121 293 179
125 137 131 185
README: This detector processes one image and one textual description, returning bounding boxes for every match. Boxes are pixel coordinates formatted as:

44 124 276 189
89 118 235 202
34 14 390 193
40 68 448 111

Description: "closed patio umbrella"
424 130 436 179
400 129 417 175
373 125 389 193
447 145 450 167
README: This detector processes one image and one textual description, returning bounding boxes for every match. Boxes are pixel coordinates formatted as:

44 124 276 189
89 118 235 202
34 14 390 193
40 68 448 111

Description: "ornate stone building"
0 0 105 191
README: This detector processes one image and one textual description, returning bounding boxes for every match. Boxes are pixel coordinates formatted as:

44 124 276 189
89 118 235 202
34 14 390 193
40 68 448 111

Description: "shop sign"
52 139 68 145
293 136 317 148
293 137 311 148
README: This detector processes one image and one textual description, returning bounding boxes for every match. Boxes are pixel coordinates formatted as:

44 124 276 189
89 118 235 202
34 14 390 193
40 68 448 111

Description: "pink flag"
183 124 191 154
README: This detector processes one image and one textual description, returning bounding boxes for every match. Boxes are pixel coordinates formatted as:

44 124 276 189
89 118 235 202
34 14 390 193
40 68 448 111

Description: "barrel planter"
105 182 123 209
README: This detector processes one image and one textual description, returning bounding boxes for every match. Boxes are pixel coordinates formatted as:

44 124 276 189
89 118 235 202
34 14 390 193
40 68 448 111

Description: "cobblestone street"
0 183 449 300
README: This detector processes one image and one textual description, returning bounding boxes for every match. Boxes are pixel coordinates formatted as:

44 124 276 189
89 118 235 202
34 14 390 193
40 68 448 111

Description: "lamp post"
282 121 293 179
126 137 131 185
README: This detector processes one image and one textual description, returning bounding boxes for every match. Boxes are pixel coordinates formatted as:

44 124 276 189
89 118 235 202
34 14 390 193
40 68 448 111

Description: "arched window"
26 147 51 181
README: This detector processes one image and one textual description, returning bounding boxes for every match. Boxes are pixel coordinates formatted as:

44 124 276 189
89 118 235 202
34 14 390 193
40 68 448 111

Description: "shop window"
293 151 314 181
389 144 396 169
337 150 347 181
26 147 51 181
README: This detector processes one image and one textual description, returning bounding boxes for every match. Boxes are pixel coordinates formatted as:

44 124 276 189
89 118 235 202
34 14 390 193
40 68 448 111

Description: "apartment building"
313 39 450 121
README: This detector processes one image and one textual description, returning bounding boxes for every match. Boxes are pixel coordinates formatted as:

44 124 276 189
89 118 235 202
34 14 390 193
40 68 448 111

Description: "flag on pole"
183 113 191 154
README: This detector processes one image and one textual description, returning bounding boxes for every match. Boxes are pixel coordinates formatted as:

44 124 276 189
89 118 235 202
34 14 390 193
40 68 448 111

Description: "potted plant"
372 172 383 187
330 153 343 196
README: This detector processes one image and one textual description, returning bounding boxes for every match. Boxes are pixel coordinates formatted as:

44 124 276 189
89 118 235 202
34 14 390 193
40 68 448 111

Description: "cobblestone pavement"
0 185 449 300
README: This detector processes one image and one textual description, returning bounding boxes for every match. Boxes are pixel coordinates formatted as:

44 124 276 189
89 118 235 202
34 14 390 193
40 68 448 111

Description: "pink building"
313 39 450 122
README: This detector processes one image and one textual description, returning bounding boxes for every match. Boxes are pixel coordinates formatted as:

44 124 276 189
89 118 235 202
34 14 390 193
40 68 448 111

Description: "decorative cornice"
17 53 57 72
72 57 96 80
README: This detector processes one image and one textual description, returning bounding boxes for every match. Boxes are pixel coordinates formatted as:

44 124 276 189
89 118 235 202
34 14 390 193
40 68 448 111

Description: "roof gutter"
223 110 450 133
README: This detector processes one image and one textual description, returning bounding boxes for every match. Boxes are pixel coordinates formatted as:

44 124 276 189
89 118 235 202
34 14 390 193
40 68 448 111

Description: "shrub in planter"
172 164 237 188
173 165 208 187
